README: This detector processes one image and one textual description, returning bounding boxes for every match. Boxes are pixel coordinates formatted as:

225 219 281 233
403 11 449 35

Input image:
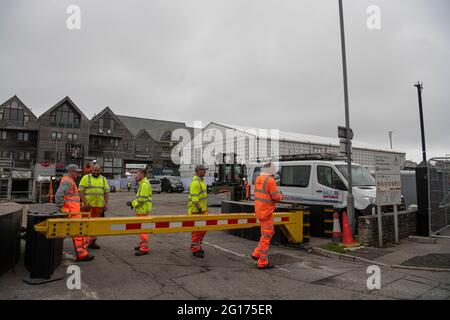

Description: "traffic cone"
341 211 359 247
332 211 342 243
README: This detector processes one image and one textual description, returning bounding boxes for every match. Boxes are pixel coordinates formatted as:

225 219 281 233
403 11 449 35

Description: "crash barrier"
0 203 23 275
34 211 305 244
24 211 66 284
221 200 310 245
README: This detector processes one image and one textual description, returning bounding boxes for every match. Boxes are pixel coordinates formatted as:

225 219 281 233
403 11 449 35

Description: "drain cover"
267 253 300 266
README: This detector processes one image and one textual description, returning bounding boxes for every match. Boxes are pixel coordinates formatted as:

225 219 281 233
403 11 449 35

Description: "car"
160 177 184 193
149 179 161 194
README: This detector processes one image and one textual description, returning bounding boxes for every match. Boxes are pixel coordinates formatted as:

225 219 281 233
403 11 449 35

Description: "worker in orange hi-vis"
55 164 94 262
251 162 283 269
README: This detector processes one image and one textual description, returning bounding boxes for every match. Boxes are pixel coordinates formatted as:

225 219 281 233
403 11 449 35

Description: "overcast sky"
0 0 448 162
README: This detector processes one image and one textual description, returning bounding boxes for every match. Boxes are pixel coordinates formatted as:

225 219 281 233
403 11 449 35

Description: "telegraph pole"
414 82 427 162
338 0 355 233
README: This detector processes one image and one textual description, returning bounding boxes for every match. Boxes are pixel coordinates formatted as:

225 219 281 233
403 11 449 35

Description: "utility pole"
338 0 355 233
414 82 427 163
388 131 393 150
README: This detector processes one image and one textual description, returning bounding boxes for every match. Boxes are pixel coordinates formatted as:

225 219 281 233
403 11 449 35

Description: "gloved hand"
126 201 133 209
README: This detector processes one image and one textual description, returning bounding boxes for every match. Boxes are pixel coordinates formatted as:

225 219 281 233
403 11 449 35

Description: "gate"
428 157 450 237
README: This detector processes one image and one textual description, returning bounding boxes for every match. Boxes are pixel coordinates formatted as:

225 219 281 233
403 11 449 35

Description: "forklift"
208 153 248 206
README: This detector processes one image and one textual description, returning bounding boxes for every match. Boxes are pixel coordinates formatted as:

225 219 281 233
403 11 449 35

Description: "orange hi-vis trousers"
136 213 150 253
190 211 207 253
87 207 104 246
252 216 274 268
68 211 90 260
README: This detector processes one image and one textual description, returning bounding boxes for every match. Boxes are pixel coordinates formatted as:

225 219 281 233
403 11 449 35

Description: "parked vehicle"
248 154 378 217
160 176 184 193
149 179 161 194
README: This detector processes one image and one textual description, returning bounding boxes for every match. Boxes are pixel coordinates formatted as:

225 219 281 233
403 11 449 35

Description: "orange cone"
332 211 342 243
341 211 359 247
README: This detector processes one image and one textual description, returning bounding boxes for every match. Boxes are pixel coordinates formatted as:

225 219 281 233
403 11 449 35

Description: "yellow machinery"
34 211 307 243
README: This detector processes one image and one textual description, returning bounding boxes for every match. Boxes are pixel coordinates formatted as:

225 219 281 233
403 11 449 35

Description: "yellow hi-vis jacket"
132 177 152 215
79 174 110 207
188 175 207 214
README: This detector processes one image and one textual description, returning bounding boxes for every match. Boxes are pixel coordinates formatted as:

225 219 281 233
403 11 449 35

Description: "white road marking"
203 242 248 258
203 243 292 272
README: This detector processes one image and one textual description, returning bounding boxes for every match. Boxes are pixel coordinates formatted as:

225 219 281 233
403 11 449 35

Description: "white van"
249 159 377 217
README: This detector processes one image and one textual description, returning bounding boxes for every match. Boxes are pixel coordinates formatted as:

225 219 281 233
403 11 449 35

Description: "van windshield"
168 177 181 184
149 179 160 184
336 165 375 187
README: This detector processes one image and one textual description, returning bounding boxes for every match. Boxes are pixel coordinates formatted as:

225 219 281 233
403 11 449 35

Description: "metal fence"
428 157 450 237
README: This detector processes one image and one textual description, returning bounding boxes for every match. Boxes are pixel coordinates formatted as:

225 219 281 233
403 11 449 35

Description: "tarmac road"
1 192 449 300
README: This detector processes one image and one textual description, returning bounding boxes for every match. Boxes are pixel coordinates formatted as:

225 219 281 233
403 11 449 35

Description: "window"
1 101 25 122
51 132 63 141
110 138 119 147
0 150 10 158
18 132 29 141
281 165 311 188
17 151 31 160
317 166 346 190
49 103 81 128
43 151 61 161
99 115 115 130
336 165 375 187
0 131 7 140
67 133 78 142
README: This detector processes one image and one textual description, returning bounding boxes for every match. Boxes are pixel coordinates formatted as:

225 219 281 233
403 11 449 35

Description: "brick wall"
358 210 417 247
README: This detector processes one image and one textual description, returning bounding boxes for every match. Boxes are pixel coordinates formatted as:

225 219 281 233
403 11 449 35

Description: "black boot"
88 242 101 250
257 263 275 270
135 250 149 256
192 250 204 258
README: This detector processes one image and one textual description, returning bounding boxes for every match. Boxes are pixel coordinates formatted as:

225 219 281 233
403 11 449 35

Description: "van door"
314 165 346 207
278 164 313 203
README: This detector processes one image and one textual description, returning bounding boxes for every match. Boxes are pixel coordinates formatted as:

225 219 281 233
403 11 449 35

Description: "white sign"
374 153 401 205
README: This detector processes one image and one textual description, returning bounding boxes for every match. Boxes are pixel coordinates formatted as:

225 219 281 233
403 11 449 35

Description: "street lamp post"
414 82 427 163
338 0 355 233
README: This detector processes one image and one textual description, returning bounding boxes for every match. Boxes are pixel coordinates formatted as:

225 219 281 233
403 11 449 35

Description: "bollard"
23 211 67 285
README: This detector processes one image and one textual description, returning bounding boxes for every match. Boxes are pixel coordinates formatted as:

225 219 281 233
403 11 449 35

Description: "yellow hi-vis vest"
132 178 152 215
188 175 207 214
79 174 110 207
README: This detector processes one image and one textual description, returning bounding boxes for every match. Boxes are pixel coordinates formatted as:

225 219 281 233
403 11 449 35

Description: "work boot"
135 250 149 256
251 255 259 261
192 251 204 259
257 263 275 270
88 242 101 250
77 254 95 262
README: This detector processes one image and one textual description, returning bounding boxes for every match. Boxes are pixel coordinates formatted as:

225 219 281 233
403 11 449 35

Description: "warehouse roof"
206 122 405 154
117 115 189 141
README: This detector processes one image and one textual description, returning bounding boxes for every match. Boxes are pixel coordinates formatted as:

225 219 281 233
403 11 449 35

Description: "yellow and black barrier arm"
34 211 306 243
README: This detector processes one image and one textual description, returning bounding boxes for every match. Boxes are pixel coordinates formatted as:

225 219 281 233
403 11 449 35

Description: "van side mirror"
214 172 218 179
334 179 347 191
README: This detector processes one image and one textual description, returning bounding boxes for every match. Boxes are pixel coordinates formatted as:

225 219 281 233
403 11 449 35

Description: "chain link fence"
428 157 450 237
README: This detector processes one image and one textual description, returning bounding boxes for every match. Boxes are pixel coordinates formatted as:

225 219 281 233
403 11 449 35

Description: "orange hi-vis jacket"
254 173 283 220
60 175 81 212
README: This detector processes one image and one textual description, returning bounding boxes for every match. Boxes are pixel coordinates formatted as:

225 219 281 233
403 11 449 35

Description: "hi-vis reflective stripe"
34 212 303 243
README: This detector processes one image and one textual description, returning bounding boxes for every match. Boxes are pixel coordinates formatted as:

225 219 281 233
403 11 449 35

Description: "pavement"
1 192 450 300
